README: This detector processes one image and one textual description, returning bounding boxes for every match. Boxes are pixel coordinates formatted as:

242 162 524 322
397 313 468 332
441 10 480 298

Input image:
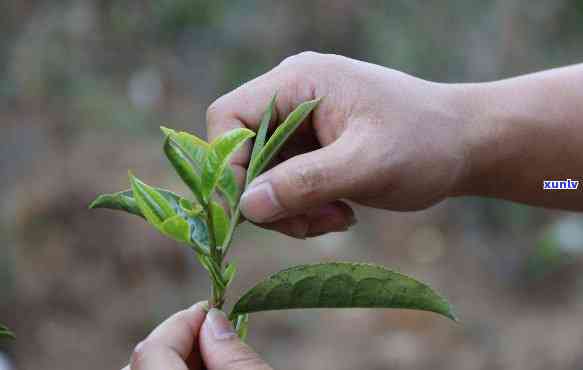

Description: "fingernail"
134 341 145 353
206 309 236 340
240 181 284 223
190 301 209 312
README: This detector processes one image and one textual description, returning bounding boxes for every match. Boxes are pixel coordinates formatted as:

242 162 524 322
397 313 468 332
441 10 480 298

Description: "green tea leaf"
187 217 210 252
89 190 144 217
223 262 237 287
211 201 229 247
179 198 203 217
89 188 182 219
251 98 320 179
196 254 226 289
0 324 14 339
196 253 213 272
202 128 255 200
230 262 456 321
161 126 208 166
90 186 210 252
130 173 175 226
217 165 239 211
164 137 206 204
233 314 249 340
161 215 191 243
247 95 277 184
162 127 240 210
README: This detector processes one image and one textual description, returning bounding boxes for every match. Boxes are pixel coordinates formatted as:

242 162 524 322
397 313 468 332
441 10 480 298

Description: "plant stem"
208 202 244 309
221 170 254 258
206 202 218 259
205 200 226 308
221 206 241 259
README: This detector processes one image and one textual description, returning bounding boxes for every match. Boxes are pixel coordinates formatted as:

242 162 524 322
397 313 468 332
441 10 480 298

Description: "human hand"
207 52 468 238
123 302 273 370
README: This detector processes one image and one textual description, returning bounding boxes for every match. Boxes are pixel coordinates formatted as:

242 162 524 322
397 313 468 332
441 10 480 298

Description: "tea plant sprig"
90 95 456 339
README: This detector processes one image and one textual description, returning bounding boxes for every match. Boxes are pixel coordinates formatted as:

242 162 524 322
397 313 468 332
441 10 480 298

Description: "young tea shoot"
90 95 456 339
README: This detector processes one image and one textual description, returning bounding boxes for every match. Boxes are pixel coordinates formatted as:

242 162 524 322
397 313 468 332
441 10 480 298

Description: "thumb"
240 142 357 223
199 309 273 370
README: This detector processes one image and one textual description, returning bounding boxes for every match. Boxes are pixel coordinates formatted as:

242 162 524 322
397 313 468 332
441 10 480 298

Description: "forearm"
452 64 583 210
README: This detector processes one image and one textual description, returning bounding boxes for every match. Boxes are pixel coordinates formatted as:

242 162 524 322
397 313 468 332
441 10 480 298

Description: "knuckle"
285 164 326 202
281 50 322 66
170 310 195 331
294 50 321 61
206 96 227 124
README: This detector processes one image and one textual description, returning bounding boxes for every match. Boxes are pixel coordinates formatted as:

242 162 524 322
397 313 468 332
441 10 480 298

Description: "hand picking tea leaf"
90 95 456 342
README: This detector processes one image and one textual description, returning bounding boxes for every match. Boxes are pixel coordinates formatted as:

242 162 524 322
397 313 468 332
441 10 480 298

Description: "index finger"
205 57 318 176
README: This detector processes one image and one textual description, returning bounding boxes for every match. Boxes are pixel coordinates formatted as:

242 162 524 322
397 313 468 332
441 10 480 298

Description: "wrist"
444 81 515 198
439 66 583 209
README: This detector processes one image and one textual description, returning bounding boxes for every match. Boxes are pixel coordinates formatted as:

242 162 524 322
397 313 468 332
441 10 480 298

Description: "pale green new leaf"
130 173 175 226
202 128 255 200
161 126 208 164
90 186 210 253
162 127 240 210
90 189 198 219
211 201 229 247
89 190 146 217
89 188 181 219
217 165 239 212
164 137 205 204
230 262 456 321
195 253 213 273
196 254 226 289
250 98 320 179
161 215 191 243
179 198 203 217
223 262 237 287
247 95 277 184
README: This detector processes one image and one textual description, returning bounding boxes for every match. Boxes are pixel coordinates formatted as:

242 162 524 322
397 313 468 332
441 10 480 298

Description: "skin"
123 302 273 370
127 53 583 368
207 52 583 238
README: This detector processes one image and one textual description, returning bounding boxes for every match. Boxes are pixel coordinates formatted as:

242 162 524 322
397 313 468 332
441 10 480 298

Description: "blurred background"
1 1 583 369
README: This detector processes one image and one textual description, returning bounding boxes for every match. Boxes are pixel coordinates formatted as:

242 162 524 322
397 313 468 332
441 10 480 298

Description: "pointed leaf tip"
163 136 206 204
88 197 100 209
248 94 277 183
202 128 255 199
89 186 210 251
160 126 175 137
250 97 321 178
